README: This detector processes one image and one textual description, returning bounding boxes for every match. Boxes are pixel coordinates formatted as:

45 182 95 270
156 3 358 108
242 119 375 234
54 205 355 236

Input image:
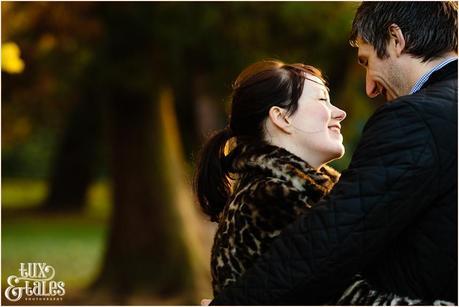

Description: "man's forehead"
356 37 372 53
355 36 366 47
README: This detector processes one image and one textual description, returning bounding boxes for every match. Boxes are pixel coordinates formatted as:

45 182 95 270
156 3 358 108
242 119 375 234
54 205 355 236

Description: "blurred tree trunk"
92 87 197 303
173 75 199 161
43 88 101 212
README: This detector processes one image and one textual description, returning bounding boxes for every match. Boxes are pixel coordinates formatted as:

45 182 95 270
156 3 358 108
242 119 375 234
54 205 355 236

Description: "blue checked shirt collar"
410 57 458 94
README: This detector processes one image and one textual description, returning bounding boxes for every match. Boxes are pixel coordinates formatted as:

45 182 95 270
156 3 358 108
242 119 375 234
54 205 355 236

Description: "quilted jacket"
210 61 458 305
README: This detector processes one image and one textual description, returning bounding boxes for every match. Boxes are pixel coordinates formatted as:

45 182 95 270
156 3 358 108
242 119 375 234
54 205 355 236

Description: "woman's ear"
268 106 292 134
388 24 406 57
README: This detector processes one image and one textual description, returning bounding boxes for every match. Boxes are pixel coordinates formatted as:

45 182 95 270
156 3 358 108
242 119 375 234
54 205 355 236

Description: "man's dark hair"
350 1 458 62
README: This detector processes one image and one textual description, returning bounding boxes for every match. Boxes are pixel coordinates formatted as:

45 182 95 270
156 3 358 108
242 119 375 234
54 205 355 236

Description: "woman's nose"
333 107 346 121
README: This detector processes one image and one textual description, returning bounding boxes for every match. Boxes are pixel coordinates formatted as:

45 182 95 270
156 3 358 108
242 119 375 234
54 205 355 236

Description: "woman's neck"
266 136 324 170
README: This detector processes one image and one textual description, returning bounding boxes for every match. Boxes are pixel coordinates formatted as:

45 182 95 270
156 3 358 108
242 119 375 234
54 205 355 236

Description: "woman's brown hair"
194 59 325 222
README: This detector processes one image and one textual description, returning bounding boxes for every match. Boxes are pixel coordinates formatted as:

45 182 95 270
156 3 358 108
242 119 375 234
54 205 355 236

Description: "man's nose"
366 72 379 98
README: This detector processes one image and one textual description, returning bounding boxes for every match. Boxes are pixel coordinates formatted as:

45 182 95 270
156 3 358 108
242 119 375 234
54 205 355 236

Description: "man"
210 2 457 305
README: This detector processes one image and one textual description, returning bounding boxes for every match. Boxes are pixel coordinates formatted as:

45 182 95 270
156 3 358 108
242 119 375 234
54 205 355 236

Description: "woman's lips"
328 125 341 133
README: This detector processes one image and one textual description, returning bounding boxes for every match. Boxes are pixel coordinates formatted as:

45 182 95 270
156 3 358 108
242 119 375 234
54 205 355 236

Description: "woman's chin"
324 146 345 163
337 145 345 158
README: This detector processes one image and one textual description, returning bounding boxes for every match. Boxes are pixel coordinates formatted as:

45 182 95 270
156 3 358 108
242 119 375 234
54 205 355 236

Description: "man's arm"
211 100 439 305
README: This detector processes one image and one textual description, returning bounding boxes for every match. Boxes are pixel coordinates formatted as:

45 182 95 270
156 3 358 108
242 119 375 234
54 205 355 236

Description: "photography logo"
4 263 65 302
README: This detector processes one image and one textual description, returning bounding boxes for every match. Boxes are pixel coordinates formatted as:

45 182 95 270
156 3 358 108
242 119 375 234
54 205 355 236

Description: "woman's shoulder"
248 176 296 200
228 175 312 217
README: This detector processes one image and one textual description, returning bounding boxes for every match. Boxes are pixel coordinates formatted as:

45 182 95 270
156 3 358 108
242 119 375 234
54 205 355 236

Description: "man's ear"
268 106 292 134
388 24 406 57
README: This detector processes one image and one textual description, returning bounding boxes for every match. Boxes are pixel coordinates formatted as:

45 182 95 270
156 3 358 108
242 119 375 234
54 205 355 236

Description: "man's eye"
358 57 368 67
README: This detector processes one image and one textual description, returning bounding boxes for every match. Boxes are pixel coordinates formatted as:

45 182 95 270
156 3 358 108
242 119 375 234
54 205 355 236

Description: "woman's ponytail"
194 128 233 222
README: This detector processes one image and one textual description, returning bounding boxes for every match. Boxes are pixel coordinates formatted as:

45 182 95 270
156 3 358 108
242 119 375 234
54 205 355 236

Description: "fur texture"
210 143 339 295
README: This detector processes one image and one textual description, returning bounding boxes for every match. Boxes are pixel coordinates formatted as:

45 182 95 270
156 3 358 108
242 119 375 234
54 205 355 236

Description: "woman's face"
288 75 346 166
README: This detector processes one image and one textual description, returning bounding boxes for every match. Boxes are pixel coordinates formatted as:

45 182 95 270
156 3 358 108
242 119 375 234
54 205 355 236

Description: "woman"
194 60 451 305
195 59 345 294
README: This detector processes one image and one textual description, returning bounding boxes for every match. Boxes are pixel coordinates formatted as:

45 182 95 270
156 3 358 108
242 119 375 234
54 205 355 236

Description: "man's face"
356 37 405 101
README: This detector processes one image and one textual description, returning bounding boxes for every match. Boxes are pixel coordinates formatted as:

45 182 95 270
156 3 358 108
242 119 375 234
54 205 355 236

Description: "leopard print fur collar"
227 143 340 201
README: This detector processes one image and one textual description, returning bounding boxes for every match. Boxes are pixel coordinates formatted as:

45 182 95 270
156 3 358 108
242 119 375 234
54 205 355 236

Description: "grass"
2 217 107 290
2 179 110 295
1 178 215 304
2 179 112 219
1 179 47 209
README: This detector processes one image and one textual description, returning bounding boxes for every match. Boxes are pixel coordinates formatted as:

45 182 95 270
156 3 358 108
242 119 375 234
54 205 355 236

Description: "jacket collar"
227 143 340 196
421 59 458 90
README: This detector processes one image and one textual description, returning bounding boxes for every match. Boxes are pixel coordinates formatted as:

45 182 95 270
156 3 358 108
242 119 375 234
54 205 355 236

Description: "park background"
2 2 385 305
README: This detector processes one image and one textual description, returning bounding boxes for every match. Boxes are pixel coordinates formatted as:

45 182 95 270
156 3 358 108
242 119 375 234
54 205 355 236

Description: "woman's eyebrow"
304 77 323 86
304 77 330 92
320 89 329 98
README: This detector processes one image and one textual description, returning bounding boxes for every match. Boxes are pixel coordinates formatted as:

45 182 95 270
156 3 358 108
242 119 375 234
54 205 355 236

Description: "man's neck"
408 52 458 90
